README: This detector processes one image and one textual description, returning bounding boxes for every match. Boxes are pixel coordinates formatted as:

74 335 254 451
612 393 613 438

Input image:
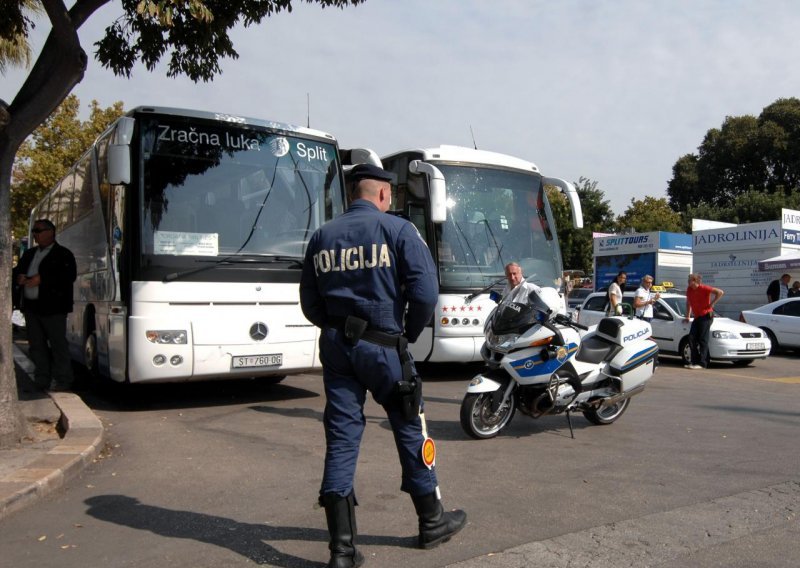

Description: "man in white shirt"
12 219 77 391
500 262 540 304
634 275 660 322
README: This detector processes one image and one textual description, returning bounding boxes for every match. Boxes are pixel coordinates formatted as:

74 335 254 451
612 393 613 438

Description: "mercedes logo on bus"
249 322 269 341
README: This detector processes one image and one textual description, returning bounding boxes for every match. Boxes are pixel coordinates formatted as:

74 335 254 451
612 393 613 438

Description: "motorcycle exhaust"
597 384 646 408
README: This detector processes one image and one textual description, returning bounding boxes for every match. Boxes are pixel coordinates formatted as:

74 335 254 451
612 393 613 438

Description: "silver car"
576 291 771 366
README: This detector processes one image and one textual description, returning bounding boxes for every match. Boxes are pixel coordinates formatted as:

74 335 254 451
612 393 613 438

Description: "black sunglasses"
32 228 52 233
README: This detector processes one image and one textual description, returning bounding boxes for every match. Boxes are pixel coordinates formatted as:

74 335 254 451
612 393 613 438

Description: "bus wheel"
84 331 100 380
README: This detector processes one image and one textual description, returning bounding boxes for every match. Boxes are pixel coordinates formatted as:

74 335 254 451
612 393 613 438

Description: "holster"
343 316 368 346
393 337 422 420
339 315 423 420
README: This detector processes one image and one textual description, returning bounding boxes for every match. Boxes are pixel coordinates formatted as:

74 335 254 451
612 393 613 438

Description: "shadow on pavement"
84 494 412 567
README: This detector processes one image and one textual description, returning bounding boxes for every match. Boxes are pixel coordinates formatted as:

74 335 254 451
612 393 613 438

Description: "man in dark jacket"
300 164 466 568
766 274 791 303
13 219 77 391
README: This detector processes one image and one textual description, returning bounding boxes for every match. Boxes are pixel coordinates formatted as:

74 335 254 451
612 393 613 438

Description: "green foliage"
11 95 124 237
96 0 366 82
667 97 800 214
547 177 615 273
0 0 41 73
686 188 800 225
614 196 683 234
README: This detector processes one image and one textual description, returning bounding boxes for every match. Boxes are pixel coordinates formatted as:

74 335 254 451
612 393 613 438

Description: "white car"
739 297 800 350
576 291 771 366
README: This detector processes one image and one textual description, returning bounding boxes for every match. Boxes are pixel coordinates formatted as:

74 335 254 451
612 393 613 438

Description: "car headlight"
711 330 738 339
146 330 188 344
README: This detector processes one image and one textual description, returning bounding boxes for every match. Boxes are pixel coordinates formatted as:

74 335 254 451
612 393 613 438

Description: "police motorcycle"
460 280 658 439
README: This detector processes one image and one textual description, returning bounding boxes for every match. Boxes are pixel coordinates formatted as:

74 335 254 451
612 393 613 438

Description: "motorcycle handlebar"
554 313 589 331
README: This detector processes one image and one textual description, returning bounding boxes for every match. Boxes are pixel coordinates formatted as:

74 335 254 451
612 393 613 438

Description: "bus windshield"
138 115 343 262
434 164 562 289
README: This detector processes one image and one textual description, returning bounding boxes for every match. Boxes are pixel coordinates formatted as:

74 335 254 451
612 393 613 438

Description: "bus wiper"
226 253 304 267
163 255 303 282
464 276 506 304
163 259 234 283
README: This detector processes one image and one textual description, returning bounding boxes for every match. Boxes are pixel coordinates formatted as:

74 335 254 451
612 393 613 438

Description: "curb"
0 346 104 520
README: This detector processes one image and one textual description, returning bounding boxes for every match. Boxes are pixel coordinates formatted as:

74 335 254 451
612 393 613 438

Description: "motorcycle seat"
575 334 621 365
596 318 625 344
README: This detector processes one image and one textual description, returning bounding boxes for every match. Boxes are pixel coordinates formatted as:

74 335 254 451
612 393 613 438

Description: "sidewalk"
0 344 104 520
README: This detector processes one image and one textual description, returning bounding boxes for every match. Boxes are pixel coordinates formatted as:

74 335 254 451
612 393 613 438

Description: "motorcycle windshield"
491 286 551 334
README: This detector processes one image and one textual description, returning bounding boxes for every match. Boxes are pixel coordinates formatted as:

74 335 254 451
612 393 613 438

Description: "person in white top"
607 271 627 315
634 275 660 321
500 262 540 304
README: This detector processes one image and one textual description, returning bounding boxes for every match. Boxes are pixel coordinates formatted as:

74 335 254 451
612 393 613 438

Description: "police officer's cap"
347 164 396 184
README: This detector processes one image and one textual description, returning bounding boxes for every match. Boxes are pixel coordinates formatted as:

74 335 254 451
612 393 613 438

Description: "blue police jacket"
300 199 438 342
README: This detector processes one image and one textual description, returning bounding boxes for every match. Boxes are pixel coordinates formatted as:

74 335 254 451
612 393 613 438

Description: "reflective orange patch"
421 437 436 468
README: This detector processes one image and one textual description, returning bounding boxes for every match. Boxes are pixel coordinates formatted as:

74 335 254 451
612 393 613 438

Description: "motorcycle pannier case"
596 318 658 391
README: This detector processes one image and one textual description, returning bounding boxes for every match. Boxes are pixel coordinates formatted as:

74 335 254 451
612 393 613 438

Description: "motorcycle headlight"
487 330 519 353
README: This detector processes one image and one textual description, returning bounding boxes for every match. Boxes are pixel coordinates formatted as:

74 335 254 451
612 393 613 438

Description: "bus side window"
74 154 94 221
53 176 74 229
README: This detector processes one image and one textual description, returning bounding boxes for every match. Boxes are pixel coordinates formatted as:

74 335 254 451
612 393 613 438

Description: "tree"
11 95 124 239
547 177 615 273
667 97 800 215
687 188 800 225
614 196 684 234
0 0 365 446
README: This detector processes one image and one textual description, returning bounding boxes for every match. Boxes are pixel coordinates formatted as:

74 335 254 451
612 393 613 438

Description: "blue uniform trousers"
319 327 438 498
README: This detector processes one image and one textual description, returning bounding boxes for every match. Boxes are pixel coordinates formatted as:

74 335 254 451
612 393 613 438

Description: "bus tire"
84 331 100 380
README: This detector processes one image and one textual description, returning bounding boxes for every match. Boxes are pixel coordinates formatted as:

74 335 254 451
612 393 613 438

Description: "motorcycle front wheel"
582 397 631 425
460 392 516 439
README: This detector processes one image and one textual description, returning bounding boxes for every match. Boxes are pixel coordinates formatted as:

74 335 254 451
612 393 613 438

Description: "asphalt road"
1 353 798 567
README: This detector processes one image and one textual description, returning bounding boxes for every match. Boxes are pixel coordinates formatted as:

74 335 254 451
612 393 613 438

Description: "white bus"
30 106 351 383
379 146 584 363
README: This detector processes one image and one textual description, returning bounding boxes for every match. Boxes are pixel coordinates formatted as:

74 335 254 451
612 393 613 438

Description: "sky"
5 0 800 213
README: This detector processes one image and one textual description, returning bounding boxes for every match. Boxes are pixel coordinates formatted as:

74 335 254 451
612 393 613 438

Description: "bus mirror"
108 116 135 184
409 160 447 223
108 144 131 185
543 177 583 229
342 148 382 167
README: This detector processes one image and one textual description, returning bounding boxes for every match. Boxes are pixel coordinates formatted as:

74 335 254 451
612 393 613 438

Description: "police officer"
300 164 466 568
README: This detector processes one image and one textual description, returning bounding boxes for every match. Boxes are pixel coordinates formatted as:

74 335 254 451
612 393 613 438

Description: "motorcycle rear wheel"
582 397 631 425
460 392 516 439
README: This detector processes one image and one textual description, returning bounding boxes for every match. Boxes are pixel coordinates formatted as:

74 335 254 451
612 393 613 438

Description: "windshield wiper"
162 254 303 282
464 276 506 304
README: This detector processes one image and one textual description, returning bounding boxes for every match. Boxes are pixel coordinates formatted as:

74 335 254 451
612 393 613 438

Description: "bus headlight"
146 330 188 344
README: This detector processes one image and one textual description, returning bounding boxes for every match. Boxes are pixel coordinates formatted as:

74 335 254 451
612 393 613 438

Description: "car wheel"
762 328 779 351
679 337 691 365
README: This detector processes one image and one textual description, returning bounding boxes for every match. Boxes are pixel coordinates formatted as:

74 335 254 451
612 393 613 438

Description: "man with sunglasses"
12 219 77 391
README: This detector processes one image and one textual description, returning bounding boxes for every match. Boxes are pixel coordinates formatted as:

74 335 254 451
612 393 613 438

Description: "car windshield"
662 296 686 317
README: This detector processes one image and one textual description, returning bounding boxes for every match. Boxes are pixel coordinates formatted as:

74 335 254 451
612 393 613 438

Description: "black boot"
320 492 365 568
411 492 467 549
